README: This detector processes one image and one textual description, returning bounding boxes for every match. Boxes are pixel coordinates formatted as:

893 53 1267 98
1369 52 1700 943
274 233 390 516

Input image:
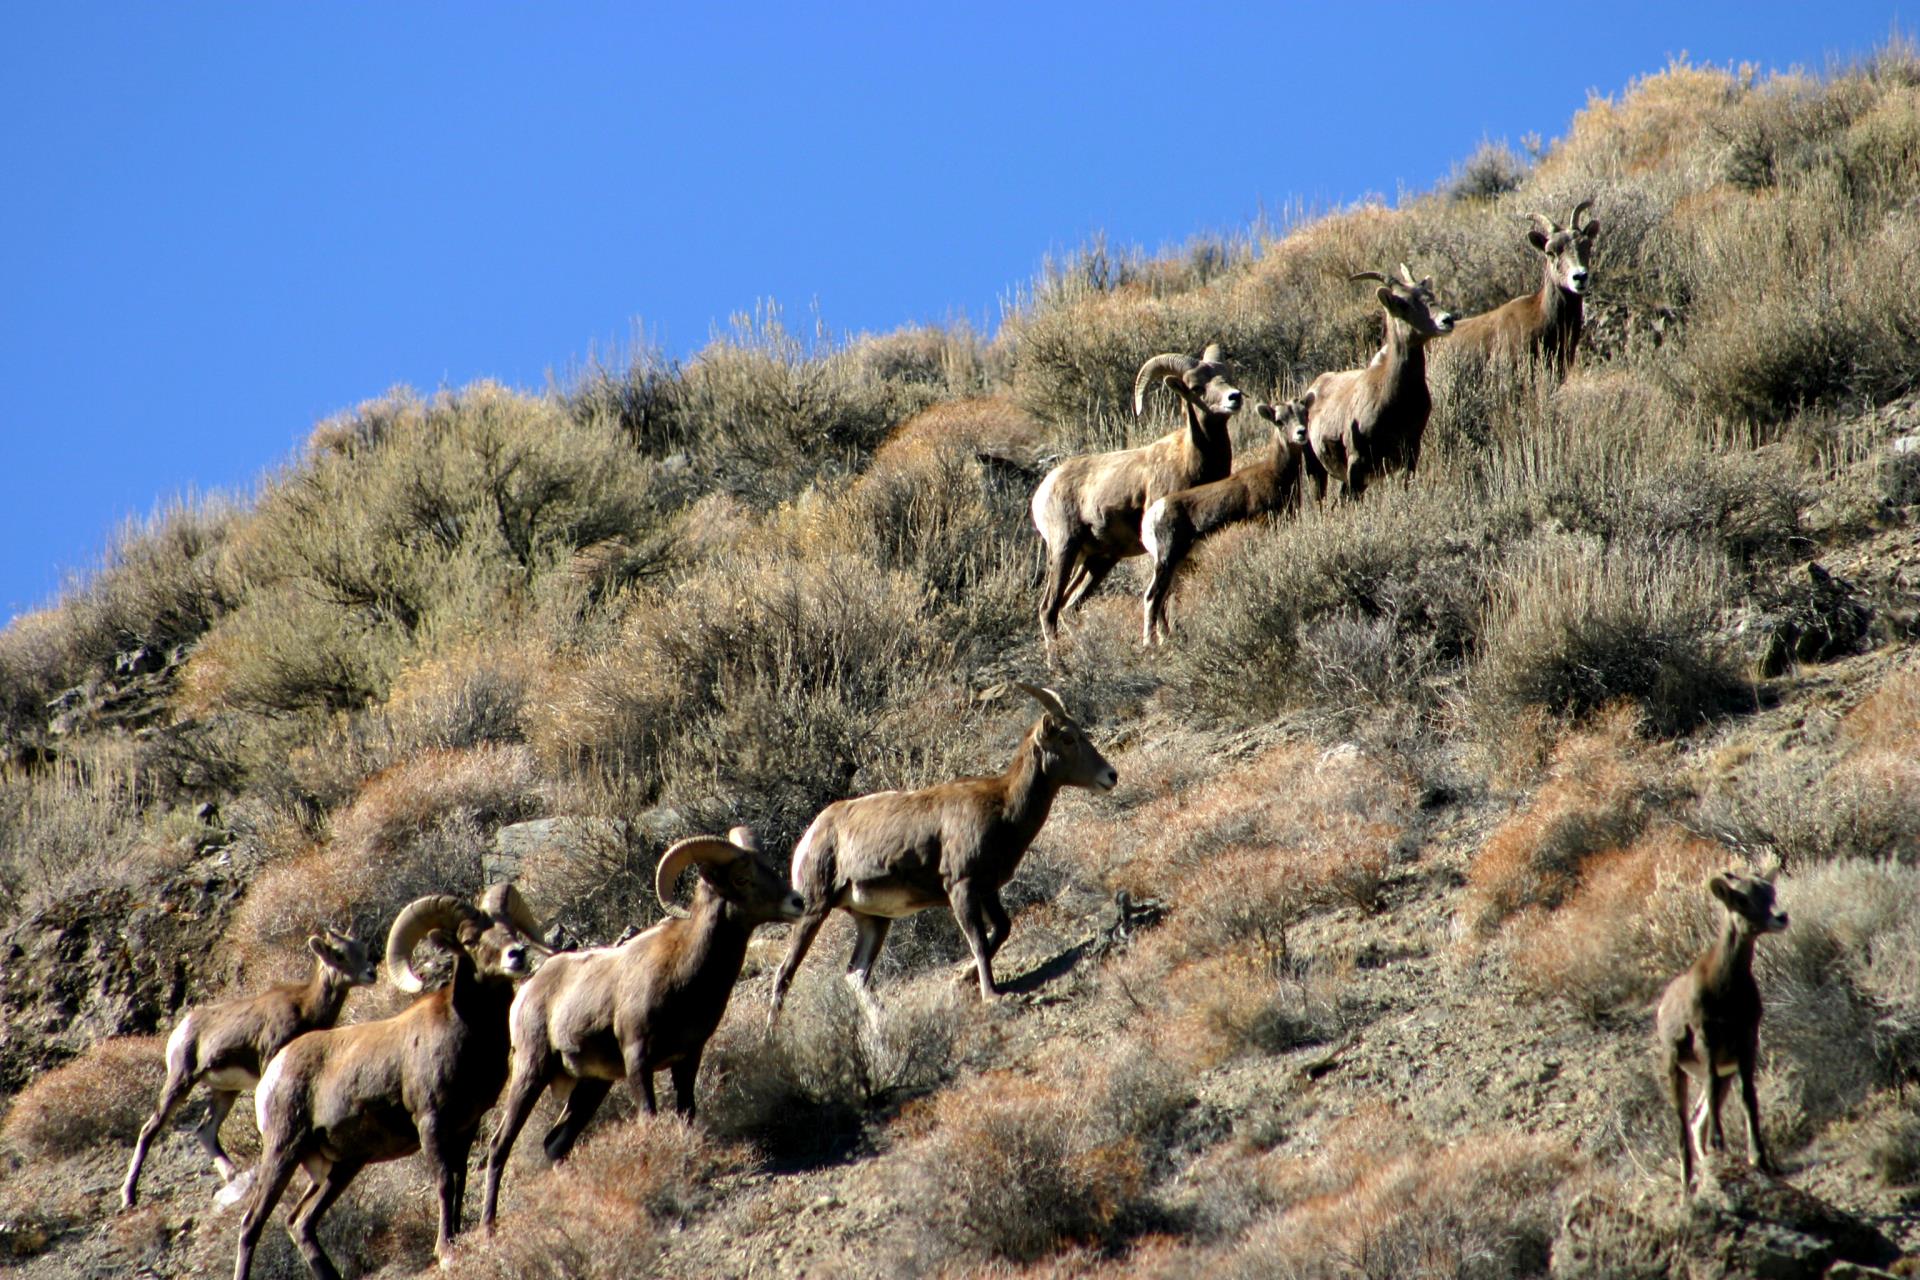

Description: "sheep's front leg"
950 881 1001 1001
1738 1045 1775 1174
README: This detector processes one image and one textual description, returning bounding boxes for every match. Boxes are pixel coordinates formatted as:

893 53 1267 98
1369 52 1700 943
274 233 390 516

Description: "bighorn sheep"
479 829 804 1230
1444 200 1599 374
1304 265 1456 501
232 884 546 1280
1031 344 1244 660
1655 872 1790 1194
121 930 378 1209
768 684 1117 1023
1139 394 1315 645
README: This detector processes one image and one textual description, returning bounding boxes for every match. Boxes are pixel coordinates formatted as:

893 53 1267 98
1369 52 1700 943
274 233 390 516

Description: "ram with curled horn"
478 826 803 1229
1442 196 1599 375
1300 262 1457 501
769 682 1118 1025
232 882 546 1279
1031 341 1245 661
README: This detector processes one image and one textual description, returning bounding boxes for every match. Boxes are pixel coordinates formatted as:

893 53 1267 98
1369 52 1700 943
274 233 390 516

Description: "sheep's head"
307 928 379 988
1529 199 1599 295
385 884 549 993
1257 391 1314 455
1009 682 1118 793
1134 343 1244 418
655 826 806 926
1353 265 1455 338
1709 872 1790 938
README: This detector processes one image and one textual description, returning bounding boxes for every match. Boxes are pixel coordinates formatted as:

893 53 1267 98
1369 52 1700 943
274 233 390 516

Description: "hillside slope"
5 50 1920 1280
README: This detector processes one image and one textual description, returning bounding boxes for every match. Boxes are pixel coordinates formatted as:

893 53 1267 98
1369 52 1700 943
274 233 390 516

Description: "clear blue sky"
0 2 1905 622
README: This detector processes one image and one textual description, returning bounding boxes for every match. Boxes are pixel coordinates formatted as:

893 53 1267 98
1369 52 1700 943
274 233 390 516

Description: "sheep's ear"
1299 388 1317 410
1579 219 1601 241
1376 286 1393 308
1527 229 1550 252
1708 875 1741 909
1256 402 1280 423
307 934 330 961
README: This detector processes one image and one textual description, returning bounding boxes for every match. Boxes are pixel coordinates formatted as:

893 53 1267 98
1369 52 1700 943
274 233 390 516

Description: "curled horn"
1133 352 1199 416
1012 681 1074 724
1569 199 1593 233
655 835 745 917
1348 270 1390 285
478 882 549 951
385 894 483 994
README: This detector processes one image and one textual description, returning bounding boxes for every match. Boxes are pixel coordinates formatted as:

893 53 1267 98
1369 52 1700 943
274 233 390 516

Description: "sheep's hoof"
214 1171 254 1210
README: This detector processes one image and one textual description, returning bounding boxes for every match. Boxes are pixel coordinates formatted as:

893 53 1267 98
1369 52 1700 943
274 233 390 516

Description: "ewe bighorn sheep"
121 930 377 1209
232 884 546 1280
1139 394 1315 646
479 829 803 1230
1304 265 1456 501
1655 872 1790 1195
769 684 1116 1022
1031 344 1244 660
1444 200 1599 374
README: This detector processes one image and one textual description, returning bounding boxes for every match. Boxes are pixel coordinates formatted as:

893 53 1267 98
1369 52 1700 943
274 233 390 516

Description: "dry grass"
1098 743 1411 952
1505 825 1727 1019
0 1036 165 1158
1178 1106 1580 1280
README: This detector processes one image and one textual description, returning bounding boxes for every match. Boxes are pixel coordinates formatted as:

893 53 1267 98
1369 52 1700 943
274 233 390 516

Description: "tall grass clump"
565 307 964 507
184 383 660 719
530 549 973 848
1164 487 1499 726
1474 533 1746 736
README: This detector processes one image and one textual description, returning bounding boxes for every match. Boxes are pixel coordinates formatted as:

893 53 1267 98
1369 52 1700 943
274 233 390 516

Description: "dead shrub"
1158 951 1349 1068
1104 743 1410 954
529 550 963 849
1698 666 1920 867
1164 487 1495 726
455 1114 747 1280
0 1036 165 1158
1759 859 1920 1128
225 743 542 979
703 966 961 1162
1466 707 1680 930
1216 1107 1577 1280
902 1071 1147 1265
1474 533 1746 736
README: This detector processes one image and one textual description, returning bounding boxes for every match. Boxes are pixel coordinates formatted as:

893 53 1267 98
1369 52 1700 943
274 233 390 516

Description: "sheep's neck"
998 732 1059 846
298 965 352 1025
1537 261 1584 360
1703 916 1759 993
1377 314 1429 389
1181 403 1234 478
448 952 517 1028
684 887 751 983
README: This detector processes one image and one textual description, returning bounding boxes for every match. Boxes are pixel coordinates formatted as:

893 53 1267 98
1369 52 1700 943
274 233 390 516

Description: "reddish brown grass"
0 1036 166 1158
